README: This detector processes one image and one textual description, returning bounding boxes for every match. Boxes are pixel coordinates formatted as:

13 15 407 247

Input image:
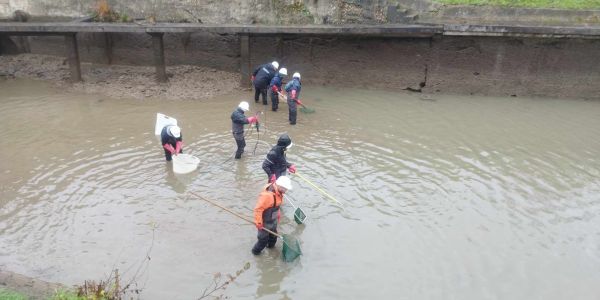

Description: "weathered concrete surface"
0 22 443 37
0 0 434 24
2 0 600 27
8 32 600 99
422 5 600 26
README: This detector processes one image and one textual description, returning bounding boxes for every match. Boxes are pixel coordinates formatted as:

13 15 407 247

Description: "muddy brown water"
1 79 599 299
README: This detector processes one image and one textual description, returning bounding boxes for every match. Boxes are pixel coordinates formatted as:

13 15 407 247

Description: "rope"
295 172 344 207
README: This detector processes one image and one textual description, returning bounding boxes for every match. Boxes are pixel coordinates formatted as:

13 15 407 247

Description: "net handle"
277 91 310 109
284 194 308 222
190 191 282 238
295 172 344 206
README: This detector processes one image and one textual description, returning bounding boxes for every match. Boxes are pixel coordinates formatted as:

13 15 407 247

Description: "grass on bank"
0 288 27 300
436 0 600 9
0 288 87 300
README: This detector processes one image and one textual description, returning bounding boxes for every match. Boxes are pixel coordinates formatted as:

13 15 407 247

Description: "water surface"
0 79 599 299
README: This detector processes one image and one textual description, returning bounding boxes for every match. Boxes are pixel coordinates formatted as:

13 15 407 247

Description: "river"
0 78 599 299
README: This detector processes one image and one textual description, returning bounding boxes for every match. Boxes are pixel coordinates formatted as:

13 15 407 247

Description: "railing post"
239 34 251 88
149 32 167 82
64 33 82 82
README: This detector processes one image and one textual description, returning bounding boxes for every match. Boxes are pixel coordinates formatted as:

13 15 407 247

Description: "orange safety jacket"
254 183 284 227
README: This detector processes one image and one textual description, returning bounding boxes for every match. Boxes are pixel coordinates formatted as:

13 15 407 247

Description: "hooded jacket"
262 134 292 178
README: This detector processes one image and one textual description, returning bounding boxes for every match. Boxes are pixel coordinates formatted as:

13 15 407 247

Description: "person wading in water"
161 125 182 161
230 101 258 159
262 133 296 183
252 175 293 255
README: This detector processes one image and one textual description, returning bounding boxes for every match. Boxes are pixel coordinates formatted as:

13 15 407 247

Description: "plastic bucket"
172 154 199 174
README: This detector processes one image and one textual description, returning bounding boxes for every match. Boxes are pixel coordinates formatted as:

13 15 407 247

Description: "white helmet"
275 176 293 191
169 125 181 138
292 72 301 80
238 101 249 112
279 67 288 76
271 61 279 70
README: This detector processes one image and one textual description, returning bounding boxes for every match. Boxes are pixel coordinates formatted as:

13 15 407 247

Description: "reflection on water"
1 79 600 299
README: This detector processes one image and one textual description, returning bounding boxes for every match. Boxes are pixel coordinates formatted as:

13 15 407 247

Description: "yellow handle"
295 172 344 206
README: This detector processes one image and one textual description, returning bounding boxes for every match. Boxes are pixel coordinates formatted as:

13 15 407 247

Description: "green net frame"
282 235 302 262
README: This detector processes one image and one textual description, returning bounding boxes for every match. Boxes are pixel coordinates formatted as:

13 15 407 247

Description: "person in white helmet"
160 125 183 161
252 175 293 255
284 72 303 125
269 67 288 112
231 101 259 159
251 61 279 105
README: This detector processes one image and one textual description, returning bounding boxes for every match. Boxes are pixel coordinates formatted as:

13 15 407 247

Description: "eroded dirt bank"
0 53 239 100
3 33 600 100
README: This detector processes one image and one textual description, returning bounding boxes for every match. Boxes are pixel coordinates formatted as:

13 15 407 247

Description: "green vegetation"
49 289 86 300
437 0 600 9
0 288 27 300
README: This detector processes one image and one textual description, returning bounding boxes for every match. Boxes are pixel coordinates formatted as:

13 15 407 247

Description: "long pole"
189 191 282 238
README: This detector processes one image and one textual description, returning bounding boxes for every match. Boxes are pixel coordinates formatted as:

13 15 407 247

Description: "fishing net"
293 207 307 225
300 106 315 114
282 234 302 262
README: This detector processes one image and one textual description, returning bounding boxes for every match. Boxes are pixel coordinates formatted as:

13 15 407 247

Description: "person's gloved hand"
271 85 278 93
247 116 258 124
175 141 183 154
288 164 296 174
251 75 255 82
256 223 264 230
291 90 297 100
269 174 276 183
163 143 176 154
295 99 303 106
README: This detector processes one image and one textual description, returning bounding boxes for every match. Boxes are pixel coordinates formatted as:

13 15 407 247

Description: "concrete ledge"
2 22 600 39
0 22 442 37
444 24 600 39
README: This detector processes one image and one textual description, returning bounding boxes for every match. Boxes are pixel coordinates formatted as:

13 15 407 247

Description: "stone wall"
0 0 436 24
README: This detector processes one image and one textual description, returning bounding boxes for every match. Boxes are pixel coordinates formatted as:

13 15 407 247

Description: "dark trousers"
164 148 183 161
233 132 245 159
288 99 297 125
252 223 277 255
270 91 279 111
254 86 268 105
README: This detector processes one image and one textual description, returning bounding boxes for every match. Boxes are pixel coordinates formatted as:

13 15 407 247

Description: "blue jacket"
284 78 301 100
269 73 284 93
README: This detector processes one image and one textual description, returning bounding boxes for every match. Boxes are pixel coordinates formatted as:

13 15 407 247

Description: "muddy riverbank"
0 270 64 299
0 53 240 100
4 32 600 100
